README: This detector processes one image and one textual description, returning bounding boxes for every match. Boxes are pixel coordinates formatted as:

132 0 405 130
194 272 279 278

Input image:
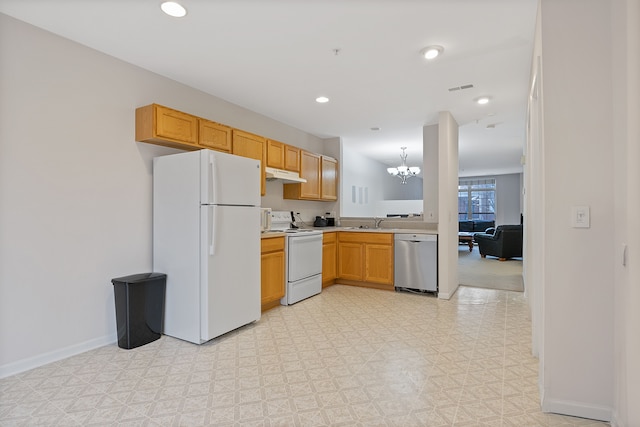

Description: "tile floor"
0 285 610 426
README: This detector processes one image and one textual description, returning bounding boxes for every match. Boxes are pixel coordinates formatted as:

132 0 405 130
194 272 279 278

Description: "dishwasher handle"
394 233 437 243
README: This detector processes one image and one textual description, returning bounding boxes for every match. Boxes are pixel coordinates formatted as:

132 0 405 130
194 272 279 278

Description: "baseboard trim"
438 283 459 300
542 396 612 422
0 334 116 379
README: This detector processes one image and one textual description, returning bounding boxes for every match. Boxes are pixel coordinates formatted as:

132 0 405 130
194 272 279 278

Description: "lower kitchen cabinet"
364 243 394 284
336 241 362 281
322 232 337 287
261 236 285 312
337 232 394 289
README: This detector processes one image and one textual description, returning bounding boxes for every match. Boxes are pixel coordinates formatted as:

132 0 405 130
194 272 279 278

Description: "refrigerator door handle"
209 207 217 256
208 153 217 205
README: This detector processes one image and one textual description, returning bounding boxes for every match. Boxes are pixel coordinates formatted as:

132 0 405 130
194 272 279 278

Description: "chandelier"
387 147 421 184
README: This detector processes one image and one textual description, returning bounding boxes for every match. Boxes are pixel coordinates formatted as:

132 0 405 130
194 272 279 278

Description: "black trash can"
111 273 166 350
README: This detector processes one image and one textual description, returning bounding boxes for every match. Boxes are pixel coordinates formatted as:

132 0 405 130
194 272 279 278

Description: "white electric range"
269 211 323 305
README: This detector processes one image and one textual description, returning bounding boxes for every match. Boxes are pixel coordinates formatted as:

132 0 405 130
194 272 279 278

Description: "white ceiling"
0 0 538 177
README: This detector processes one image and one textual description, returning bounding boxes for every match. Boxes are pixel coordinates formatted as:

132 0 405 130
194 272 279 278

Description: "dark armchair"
474 224 523 261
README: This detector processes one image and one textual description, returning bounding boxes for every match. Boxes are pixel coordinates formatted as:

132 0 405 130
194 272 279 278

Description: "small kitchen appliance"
313 216 328 227
261 208 272 232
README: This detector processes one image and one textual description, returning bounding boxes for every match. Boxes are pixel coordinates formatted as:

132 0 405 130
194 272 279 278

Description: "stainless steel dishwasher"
394 233 438 293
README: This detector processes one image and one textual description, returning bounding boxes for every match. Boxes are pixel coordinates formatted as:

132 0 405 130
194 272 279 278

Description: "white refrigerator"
153 149 261 344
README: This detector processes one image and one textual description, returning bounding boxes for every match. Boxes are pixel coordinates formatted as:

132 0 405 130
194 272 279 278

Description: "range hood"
265 167 307 183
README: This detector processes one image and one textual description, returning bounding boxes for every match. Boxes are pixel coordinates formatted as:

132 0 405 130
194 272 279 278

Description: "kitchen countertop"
261 227 438 238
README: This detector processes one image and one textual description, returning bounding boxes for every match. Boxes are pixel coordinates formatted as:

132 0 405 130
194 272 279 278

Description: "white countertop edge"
262 227 438 238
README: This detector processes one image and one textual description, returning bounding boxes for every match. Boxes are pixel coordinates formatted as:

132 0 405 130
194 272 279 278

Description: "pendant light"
387 147 420 184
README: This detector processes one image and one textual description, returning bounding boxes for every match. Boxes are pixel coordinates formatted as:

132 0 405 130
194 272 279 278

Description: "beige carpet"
458 245 524 292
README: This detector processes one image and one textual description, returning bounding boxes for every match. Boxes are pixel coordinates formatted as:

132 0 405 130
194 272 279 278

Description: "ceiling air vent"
448 84 474 92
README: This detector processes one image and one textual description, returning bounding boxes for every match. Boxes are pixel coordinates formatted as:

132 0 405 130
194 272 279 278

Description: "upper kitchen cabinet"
232 129 266 195
320 156 338 201
283 152 338 201
284 145 300 172
283 150 321 200
266 139 285 169
198 119 232 152
267 140 300 173
136 104 198 149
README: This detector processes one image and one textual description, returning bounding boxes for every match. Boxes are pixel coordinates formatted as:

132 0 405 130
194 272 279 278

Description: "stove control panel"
270 210 293 231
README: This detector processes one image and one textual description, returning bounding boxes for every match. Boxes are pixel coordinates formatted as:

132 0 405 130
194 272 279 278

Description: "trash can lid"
111 272 166 285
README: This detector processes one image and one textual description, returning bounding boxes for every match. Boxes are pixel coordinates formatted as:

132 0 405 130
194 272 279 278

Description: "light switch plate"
571 206 590 228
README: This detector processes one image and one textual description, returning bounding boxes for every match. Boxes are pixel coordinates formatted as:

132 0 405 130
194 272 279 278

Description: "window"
458 178 495 221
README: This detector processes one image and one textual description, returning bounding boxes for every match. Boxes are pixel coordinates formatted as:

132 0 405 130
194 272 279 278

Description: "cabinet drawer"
261 236 285 253
338 232 393 245
323 232 337 244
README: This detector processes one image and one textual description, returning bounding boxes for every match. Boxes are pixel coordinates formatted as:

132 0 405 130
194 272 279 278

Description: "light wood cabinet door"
322 232 337 287
135 104 198 149
199 119 232 152
266 139 285 169
284 145 300 172
232 130 266 195
321 156 338 201
261 251 285 304
337 232 393 286
283 150 320 200
337 242 363 281
261 237 285 310
283 152 337 201
299 151 321 199
364 244 394 284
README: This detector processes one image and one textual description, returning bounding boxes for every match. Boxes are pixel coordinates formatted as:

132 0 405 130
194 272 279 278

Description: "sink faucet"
374 217 385 229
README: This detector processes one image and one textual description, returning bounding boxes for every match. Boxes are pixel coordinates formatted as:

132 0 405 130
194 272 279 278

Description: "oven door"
287 234 322 282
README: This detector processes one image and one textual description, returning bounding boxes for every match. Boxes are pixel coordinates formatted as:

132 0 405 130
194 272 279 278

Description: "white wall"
0 13 329 377
533 0 614 420
340 145 385 217
373 200 423 217
382 175 422 200
261 180 338 225
340 144 430 218
423 124 439 223
612 0 640 425
436 112 459 300
495 173 522 225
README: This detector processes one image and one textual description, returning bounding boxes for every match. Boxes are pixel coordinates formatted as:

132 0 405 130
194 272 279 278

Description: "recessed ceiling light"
161 1 187 18
315 96 329 103
475 96 491 105
370 127 381 131
421 45 443 60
